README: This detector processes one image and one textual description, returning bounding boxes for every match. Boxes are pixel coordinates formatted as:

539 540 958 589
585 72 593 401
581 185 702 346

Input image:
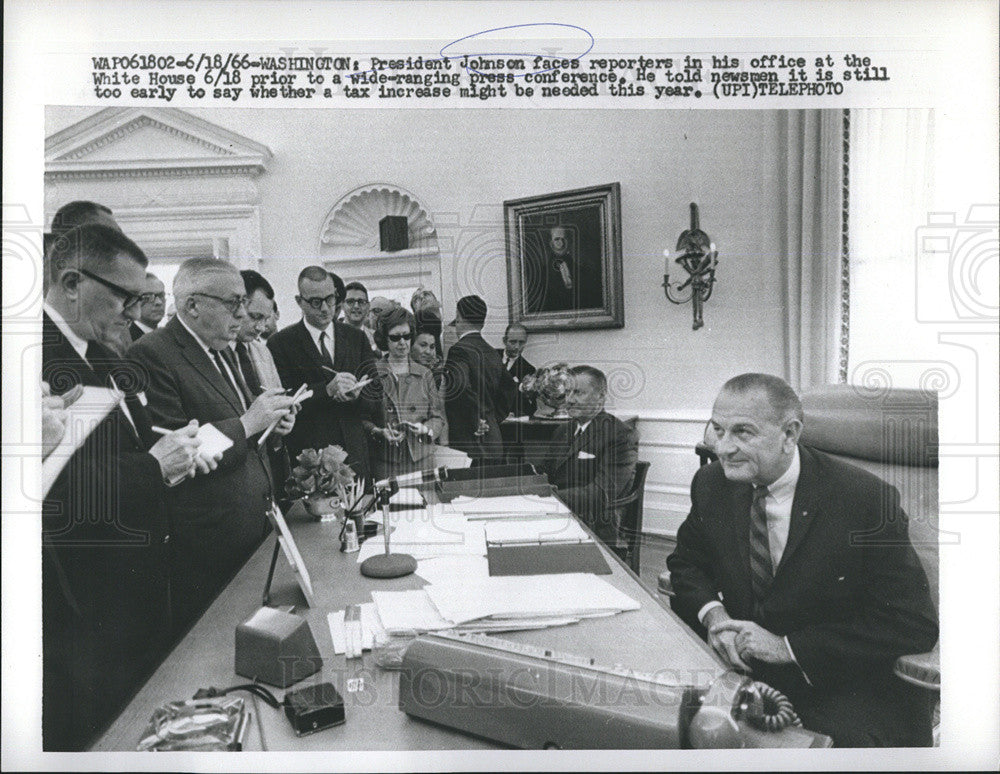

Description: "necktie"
212 349 249 410
749 485 773 618
318 330 335 368
235 341 263 396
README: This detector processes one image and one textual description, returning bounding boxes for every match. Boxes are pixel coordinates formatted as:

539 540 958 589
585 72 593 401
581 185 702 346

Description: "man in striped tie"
667 373 937 747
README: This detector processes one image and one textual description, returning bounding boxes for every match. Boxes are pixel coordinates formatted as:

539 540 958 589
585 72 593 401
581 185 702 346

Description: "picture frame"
504 182 624 332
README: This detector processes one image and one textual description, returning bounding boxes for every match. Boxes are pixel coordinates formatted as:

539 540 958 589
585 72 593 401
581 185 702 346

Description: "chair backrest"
799 385 939 610
617 461 651 575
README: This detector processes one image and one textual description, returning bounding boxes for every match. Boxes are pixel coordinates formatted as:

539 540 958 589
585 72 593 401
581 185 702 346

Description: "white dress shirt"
303 318 336 361
133 319 154 335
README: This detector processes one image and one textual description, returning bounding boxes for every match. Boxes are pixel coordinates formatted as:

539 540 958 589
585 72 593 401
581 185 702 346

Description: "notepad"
42 386 121 496
195 422 234 460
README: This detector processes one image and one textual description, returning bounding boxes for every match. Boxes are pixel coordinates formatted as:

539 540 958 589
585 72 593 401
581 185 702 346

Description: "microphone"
374 466 450 495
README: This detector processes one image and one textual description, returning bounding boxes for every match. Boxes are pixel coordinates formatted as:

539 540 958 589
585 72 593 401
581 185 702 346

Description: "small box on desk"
235 607 322 688
379 216 409 251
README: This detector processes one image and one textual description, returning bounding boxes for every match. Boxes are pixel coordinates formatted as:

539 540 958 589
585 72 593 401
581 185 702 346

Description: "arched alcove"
318 184 442 307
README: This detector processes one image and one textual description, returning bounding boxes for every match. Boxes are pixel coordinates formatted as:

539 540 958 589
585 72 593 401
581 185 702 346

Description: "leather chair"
661 385 940 738
612 461 651 575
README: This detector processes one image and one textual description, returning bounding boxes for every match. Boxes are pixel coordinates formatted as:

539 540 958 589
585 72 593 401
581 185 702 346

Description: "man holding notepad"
267 266 379 484
128 258 299 635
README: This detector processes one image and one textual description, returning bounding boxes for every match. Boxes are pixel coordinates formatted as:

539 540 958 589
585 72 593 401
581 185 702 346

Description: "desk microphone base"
360 552 417 578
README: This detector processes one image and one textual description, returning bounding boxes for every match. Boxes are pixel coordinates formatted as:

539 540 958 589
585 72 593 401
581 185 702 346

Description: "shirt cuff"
784 636 813 686
697 600 725 626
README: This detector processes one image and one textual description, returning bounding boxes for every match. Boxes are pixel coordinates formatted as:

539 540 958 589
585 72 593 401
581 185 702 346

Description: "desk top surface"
94 495 818 751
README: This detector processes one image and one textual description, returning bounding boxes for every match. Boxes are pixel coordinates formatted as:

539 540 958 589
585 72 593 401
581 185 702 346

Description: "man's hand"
325 372 358 401
148 420 209 482
703 607 751 672
271 408 296 437
42 399 69 459
241 388 297 437
710 620 793 665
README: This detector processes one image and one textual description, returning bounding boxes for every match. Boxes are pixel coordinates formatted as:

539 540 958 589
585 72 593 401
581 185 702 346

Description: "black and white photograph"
3 1 998 771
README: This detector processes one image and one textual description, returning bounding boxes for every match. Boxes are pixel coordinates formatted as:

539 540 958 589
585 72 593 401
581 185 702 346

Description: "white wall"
45 106 794 534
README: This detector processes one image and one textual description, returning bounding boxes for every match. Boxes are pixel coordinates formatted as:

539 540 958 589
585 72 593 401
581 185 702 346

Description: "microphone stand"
359 481 417 578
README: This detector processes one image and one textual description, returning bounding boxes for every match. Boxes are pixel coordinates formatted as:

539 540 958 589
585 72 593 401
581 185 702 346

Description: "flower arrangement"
285 445 363 518
520 362 572 417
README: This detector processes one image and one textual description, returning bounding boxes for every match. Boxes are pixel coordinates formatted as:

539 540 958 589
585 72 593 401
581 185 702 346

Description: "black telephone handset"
687 671 802 748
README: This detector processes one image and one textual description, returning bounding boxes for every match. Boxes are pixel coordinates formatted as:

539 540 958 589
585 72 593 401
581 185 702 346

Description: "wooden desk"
94 502 827 751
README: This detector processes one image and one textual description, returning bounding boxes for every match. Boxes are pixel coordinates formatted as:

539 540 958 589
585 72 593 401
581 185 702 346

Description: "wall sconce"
663 202 718 330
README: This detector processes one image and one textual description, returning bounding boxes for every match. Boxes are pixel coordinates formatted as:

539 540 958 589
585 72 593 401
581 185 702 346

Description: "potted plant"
520 363 572 418
285 445 361 519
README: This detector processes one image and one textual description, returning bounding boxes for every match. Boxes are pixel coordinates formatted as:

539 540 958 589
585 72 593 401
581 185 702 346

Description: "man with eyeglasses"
268 266 378 484
129 272 166 341
41 223 217 751
129 257 299 636
342 280 378 353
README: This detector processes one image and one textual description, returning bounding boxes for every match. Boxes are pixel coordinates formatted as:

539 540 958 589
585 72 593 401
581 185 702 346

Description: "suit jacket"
128 321 146 342
443 332 517 462
495 349 537 417
42 313 171 750
667 445 938 693
267 320 378 481
128 316 274 631
539 411 638 547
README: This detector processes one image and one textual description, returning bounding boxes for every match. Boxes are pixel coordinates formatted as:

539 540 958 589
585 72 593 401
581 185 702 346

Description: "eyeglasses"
145 292 166 302
299 294 338 310
343 298 369 306
77 268 148 311
387 333 413 343
192 292 249 315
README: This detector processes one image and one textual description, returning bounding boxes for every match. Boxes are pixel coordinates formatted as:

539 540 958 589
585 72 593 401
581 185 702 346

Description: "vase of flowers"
520 363 572 418
285 445 360 520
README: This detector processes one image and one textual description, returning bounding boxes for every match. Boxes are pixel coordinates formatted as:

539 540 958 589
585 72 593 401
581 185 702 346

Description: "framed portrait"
505 182 624 332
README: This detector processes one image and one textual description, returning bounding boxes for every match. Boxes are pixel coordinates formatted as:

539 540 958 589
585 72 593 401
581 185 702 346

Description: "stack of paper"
415 555 491 585
484 517 589 545
451 494 572 518
327 602 385 654
357 512 487 563
370 588 580 636
388 488 425 508
424 573 640 626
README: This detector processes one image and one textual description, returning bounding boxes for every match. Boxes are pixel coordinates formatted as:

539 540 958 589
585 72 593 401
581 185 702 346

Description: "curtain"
780 110 846 392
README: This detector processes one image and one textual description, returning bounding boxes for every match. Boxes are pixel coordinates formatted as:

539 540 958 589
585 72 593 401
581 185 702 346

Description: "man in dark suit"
496 322 536 417
667 373 938 747
443 295 517 465
129 258 297 633
537 365 637 550
267 266 378 483
128 271 166 341
41 224 208 750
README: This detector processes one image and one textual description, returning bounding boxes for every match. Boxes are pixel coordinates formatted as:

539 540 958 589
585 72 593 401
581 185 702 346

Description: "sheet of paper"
371 589 452 635
484 517 589 544
416 555 491 586
433 445 472 469
424 573 640 626
41 385 122 497
451 494 571 517
196 422 234 459
327 602 386 655
357 512 486 562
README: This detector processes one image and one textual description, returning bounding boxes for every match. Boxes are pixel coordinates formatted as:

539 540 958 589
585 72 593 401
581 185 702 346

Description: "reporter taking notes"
128 257 298 636
41 224 220 751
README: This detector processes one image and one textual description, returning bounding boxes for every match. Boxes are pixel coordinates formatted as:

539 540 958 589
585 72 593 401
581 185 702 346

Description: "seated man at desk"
538 365 637 552
667 373 938 747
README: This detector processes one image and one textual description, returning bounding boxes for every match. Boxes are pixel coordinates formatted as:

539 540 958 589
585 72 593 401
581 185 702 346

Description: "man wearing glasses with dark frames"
268 266 378 484
41 223 216 751
129 272 166 342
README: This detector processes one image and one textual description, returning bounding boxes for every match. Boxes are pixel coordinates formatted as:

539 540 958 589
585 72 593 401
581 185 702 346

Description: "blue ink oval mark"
440 22 594 77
